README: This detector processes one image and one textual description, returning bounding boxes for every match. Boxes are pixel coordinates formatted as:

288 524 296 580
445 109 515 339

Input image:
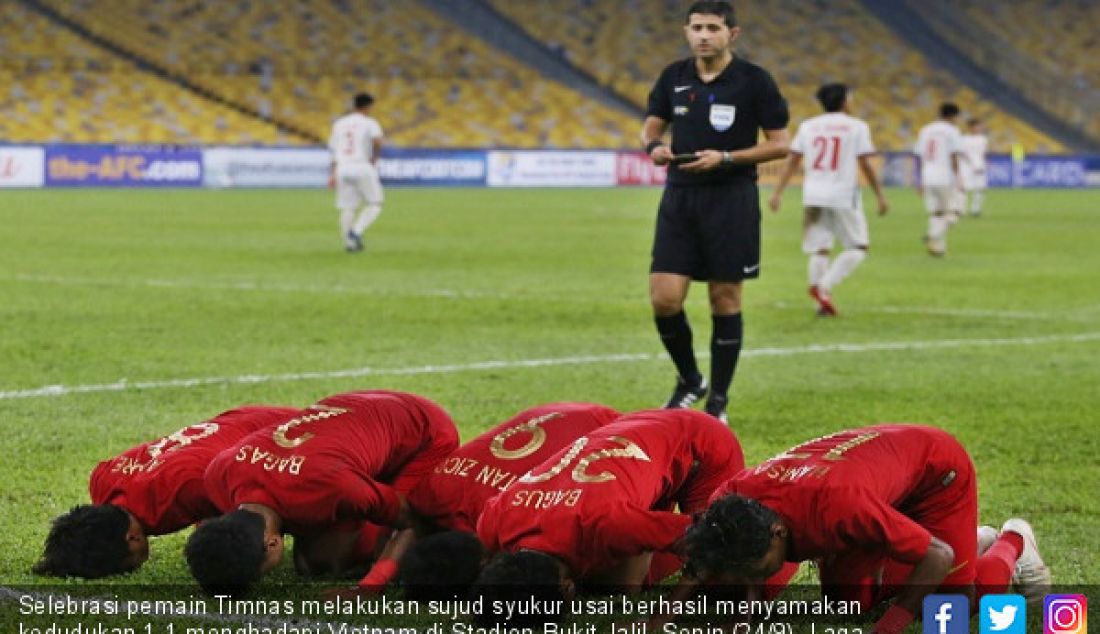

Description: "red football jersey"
712 424 973 565
90 405 299 535
408 402 621 532
477 409 744 577
204 390 458 532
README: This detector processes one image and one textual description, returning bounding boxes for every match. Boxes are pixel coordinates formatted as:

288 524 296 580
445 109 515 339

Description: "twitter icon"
982 594 1027 634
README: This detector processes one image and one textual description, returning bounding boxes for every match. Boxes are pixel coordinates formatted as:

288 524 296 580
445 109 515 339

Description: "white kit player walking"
914 103 964 256
769 83 888 316
960 118 989 217
329 93 384 252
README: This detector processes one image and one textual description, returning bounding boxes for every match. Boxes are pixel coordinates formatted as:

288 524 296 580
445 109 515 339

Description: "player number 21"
812 136 841 171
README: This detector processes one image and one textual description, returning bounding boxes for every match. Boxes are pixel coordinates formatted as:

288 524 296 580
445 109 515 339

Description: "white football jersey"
329 112 383 165
914 120 962 187
789 112 876 209
961 133 988 171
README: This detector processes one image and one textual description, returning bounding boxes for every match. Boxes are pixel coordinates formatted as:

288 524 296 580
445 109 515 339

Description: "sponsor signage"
377 149 486 186
487 151 616 187
203 147 330 188
616 151 667 186
0 146 45 188
45 145 202 187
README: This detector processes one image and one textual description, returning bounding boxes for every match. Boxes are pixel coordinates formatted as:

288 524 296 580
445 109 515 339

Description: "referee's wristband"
645 140 665 155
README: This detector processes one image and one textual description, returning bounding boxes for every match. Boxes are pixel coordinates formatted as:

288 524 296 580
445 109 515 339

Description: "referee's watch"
721 151 733 164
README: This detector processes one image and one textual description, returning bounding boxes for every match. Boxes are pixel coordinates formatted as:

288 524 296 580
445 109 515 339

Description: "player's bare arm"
371 138 382 167
768 152 803 212
857 155 889 215
875 536 955 634
642 116 673 166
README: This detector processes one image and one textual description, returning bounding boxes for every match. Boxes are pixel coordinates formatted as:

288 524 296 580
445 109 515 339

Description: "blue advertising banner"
45 145 203 187
881 153 1089 188
377 148 486 186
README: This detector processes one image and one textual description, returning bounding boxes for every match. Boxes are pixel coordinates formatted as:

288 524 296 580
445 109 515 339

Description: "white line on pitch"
3 332 1098 401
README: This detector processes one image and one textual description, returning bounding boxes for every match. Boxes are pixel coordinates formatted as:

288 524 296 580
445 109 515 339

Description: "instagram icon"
1045 595 1087 634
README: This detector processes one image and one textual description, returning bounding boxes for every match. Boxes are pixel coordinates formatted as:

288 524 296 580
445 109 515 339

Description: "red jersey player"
471 409 745 626
382 402 621 599
682 424 1051 634
186 390 458 596
34 405 298 578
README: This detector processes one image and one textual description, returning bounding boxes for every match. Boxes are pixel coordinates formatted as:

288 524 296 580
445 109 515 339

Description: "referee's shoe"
663 376 707 409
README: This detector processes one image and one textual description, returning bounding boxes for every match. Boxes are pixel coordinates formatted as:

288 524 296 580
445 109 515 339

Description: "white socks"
970 191 984 215
819 249 866 292
340 208 355 238
808 254 830 287
928 215 949 253
353 204 382 236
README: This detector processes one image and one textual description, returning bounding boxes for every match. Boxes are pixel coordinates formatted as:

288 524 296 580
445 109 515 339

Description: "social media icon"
924 594 970 634
1045 594 1087 634
981 594 1026 634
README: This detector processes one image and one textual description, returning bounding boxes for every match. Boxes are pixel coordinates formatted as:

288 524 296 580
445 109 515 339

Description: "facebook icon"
924 594 970 634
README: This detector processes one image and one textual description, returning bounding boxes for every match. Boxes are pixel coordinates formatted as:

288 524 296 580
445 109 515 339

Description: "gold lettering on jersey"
520 437 589 484
764 463 831 482
489 411 561 460
235 445 306 475
272 406 348 449
112 421 222 476
474 464 519 492
435 456 480 477
510 488 584 509
572 436 651 484
821 431 881 461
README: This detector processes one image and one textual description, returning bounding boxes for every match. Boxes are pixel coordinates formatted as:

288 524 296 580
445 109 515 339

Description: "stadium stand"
28 0 639 148
0 2 289 144
486 0 1063 152
907 0 1100 144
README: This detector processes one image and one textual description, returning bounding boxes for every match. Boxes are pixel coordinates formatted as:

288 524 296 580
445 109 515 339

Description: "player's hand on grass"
650 145 674 166
679 150 723 172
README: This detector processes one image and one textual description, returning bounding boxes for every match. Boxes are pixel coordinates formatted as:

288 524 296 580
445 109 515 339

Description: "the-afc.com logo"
1045 594 1087 634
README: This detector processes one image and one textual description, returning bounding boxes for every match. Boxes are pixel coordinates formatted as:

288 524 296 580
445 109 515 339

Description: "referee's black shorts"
650 180 761 282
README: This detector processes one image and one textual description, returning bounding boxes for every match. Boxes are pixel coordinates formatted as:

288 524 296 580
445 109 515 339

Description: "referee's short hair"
354 93 374 109
686 1 736 27
816 83 848 113
939 102 960 118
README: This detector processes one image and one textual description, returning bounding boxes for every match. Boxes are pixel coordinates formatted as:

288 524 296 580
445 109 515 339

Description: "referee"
643 0 789 422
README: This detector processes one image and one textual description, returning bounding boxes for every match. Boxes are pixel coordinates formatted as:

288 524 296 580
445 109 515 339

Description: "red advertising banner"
616 151 667 186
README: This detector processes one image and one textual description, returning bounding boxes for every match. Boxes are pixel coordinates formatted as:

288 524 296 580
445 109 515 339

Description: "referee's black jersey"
647 57 789 186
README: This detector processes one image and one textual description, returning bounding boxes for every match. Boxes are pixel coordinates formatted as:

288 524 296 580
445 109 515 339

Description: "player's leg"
705 280 743 422
818 552 887 611
352 165 384 238
969 186 985 217
336 171 363 251
651 187 707 408
818 205 869 307
802 207 833 314
924 187 949 256
947 187 965 225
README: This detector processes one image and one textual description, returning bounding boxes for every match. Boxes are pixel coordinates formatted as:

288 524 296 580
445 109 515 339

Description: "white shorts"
961 168 988 192
923 185 960 214
802 203 869 253
335 163 383 210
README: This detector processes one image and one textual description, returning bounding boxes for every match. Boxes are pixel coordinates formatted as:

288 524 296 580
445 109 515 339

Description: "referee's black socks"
710 313 743 400
655 311 702 385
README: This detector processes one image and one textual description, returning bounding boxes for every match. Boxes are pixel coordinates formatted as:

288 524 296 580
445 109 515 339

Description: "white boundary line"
3 332 1098 401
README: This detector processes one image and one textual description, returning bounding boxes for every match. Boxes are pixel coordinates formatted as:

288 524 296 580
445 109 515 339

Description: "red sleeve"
677 426 746 515
828 491 932 564
335 471 404 526
595 505 691 558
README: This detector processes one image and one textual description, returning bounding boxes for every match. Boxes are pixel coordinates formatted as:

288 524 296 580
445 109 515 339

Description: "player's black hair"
967 117 982 127
33 504 134 578
354 93 374 109
939 102 960 119
185 509 267 597
686 1 737 28
469 551 568 627
683 494 779 578
816 83 849 113
399 531 486 601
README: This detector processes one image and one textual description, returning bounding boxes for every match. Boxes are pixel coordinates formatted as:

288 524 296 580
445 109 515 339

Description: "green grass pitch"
0 186 1097 629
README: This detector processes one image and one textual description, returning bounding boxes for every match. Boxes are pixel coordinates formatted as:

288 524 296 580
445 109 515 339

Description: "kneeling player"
472 409 745 626
34 405 299 578
682 424 1050 634
185 390 458 596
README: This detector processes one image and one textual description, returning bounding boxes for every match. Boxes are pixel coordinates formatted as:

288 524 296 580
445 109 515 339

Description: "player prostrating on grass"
769 83 888 317
914 103 964 256
329 92 384 253
682 424 1051 634
471 409 745 627
642 0 789 422
358 402 622 600
186 390 458 596
33 405 300 579
960 117 989 217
